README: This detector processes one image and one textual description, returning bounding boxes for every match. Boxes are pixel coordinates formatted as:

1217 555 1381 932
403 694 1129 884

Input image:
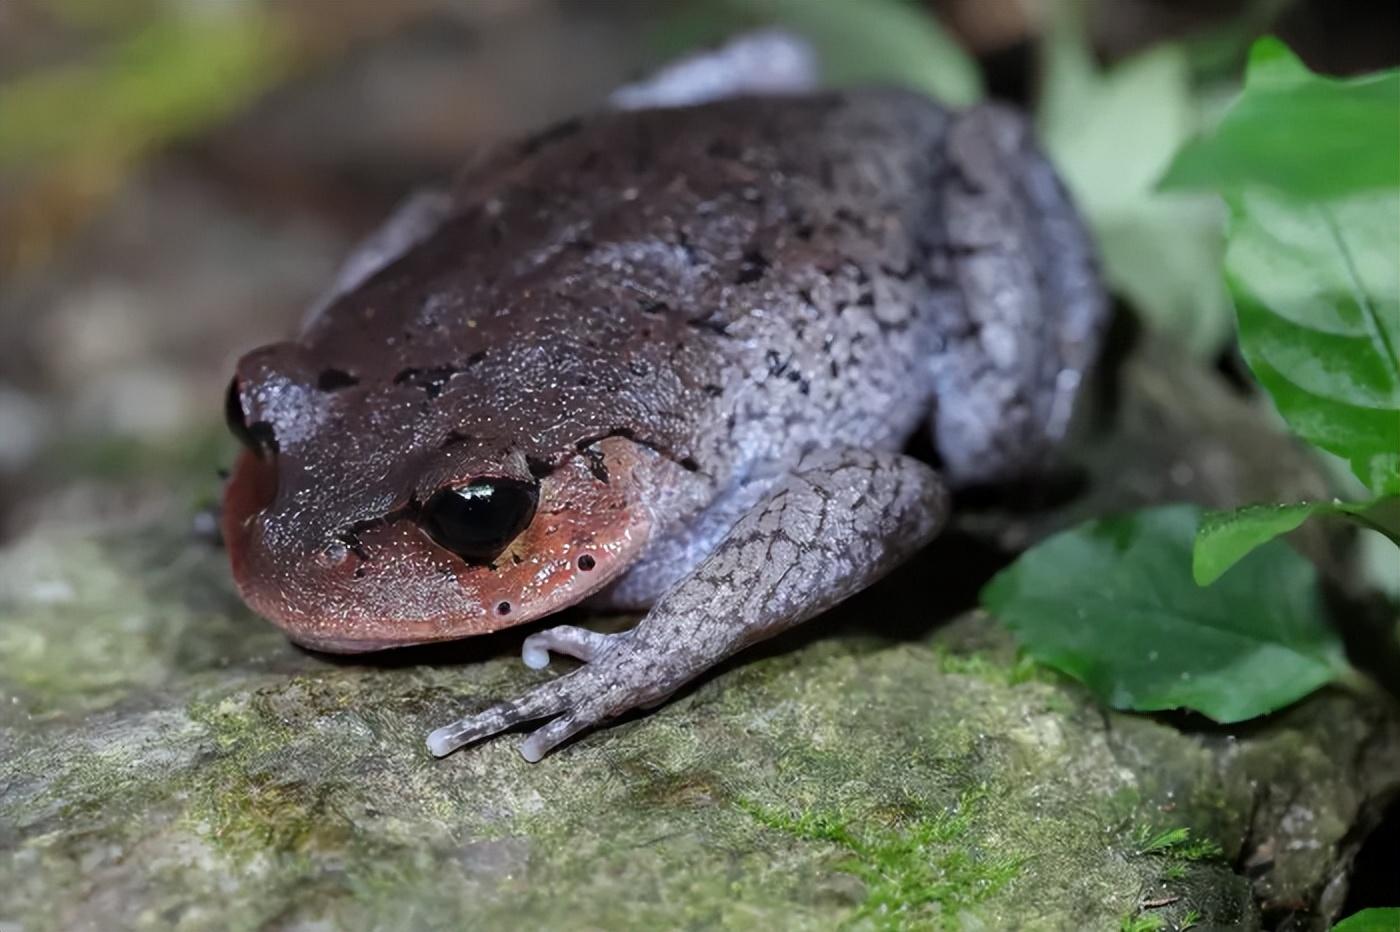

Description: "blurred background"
0 0 1397 544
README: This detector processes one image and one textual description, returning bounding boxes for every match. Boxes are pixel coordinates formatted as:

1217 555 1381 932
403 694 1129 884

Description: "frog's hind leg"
426 447 948 762
930 105 1107 486
609 29 819 111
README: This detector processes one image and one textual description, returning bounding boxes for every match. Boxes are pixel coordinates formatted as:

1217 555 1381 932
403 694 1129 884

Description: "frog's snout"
221 443 658 653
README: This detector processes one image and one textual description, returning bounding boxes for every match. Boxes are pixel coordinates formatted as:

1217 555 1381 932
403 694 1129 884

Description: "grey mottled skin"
227 74 1105 760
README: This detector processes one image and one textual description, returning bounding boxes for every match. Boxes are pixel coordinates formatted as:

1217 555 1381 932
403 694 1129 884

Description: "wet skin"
223 88 1106 761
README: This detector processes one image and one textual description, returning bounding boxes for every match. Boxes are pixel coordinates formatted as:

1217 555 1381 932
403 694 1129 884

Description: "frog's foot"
426 632 666 763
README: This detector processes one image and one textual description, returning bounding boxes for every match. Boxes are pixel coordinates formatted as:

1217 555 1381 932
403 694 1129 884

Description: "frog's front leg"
427 447 949 762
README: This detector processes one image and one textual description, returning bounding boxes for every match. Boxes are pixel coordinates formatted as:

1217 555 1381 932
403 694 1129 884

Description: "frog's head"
221 341 658 653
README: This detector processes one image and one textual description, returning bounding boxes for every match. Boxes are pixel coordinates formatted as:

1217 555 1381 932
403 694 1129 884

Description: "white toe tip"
426 728 458 758
521 645 550 670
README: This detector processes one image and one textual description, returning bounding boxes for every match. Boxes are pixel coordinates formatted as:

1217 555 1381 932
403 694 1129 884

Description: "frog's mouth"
221 440 658 652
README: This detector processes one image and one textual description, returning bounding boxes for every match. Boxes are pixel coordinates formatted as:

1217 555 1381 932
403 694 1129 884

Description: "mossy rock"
2 512 1396 931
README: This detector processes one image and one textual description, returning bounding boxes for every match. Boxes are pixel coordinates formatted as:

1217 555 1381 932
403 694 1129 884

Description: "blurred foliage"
1037 0 1233 359
1165 39 1400 197
0 9 286 172
0 3 292 272
653 0 983 106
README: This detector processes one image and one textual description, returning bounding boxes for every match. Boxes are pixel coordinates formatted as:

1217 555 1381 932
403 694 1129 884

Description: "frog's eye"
420 478 539 565
224 378 277 459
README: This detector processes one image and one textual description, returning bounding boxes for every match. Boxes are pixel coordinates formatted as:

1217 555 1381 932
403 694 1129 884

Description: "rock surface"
3 340 1398 932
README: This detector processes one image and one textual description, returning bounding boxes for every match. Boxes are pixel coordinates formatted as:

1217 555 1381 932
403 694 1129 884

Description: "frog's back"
302 88 1101 485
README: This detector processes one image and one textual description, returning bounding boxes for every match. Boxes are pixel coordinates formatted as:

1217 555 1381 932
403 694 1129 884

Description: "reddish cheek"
346 501 647 637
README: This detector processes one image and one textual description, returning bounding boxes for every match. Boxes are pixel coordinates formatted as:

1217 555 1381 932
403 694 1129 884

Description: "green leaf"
1226 188 1400 494
1194 497 1400 585
653 0 982 106
981 505 1347 723
1161 39 1400 495
1333 909 1400 932
1162 38 1400 199
1193 503 1316 585
1037 15 1232 356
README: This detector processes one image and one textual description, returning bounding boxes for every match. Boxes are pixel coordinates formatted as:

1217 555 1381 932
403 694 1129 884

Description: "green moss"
1121 914 1167 932
932 646 1067 689
739 789 1020 930
1133 826 1220 860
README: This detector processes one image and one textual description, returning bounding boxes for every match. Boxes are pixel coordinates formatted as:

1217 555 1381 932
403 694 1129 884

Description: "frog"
221 32 1107 762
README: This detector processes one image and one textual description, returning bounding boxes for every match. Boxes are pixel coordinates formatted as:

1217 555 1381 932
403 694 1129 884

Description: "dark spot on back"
440 431 472 451
766 350 788 377
735 249 769 285
394 366 456 399
686 315 730 337
317 368 358 392
393 356 483 400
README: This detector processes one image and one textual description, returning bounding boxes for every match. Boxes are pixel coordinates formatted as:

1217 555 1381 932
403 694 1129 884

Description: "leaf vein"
1321 206 1400 390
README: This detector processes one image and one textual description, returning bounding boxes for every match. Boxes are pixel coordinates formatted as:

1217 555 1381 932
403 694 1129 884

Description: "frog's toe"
519 710 595 763
520 624 615 669
426 677 575 758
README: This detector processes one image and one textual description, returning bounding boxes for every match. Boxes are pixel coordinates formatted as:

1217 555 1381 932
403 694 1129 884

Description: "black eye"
420 479 538 565
225 378 277 458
